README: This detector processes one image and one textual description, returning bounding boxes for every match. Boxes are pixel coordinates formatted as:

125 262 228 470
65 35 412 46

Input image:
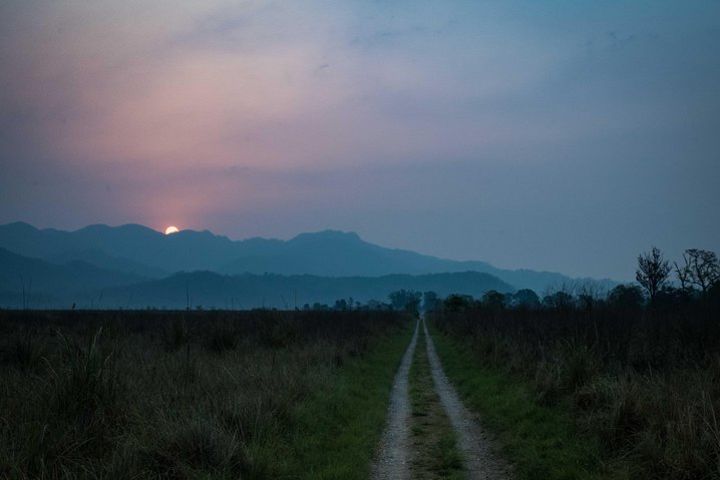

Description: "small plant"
49 327 121 421
147 420 245 475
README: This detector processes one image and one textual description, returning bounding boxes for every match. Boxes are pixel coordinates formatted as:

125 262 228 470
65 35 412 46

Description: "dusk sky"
1 1 719 280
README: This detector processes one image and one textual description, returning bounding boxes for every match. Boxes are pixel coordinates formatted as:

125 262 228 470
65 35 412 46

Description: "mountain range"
0 222 615 308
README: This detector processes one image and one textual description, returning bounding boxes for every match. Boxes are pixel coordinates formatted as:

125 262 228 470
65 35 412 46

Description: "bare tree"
674 260 691 290
636 246 671 301
676 249 720 294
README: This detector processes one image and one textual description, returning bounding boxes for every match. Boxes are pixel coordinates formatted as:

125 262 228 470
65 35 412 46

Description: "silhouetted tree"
423 291 441 312
654 286 694 311
674 260 692 290
443 294 474 312
388 290 421 314
482 290 506 311
607 284 644 310
576 284 604 312
676 249 720 294
636 247 671 301
542 291 574 310
577 291 597 312
511 289 540 309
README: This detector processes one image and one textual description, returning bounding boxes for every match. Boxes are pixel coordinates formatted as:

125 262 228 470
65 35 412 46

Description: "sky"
1 0 719 280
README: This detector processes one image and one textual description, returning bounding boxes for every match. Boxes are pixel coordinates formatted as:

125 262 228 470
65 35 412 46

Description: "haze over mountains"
0 222 615 308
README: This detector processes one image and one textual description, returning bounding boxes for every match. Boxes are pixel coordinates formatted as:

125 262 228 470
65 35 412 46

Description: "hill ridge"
0 222 617 293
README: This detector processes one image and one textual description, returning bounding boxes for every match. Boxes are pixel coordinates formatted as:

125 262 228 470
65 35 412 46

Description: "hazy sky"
1 1 719 280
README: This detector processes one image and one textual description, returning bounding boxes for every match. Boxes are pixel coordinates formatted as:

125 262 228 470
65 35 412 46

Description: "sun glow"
164 225 180 235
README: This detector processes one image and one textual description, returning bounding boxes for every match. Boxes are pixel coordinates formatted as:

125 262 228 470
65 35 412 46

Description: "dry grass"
0 309 408 479
432 297 720 479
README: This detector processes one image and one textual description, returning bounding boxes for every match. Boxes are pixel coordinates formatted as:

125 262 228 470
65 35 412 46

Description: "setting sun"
164 226 179 235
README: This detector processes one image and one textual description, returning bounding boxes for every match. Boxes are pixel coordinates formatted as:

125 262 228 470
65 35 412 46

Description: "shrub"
146 419 245 476
50 327 122 422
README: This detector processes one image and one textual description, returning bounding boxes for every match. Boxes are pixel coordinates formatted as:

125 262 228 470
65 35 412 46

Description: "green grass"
408 327 464 479
287 321 415 479
0 310 413 479
428 324 610 480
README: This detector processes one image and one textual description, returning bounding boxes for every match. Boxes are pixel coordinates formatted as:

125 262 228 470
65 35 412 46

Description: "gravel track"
371 319 419 480
423 319 512 479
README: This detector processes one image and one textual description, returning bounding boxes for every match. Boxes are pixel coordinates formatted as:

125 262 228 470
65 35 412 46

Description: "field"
2 290 718 480
430 293 720 479
0 310 411 479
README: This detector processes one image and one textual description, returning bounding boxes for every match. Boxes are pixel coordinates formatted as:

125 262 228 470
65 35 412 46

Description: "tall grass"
0 309 407 478
431 298 720 479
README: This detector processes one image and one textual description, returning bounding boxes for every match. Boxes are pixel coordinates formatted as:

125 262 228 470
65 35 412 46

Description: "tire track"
371 319 419 480
423 320 512 480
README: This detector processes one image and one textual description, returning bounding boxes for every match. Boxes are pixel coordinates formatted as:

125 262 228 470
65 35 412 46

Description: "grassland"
0 309 412 479
429 323 602 480
430 296 720 480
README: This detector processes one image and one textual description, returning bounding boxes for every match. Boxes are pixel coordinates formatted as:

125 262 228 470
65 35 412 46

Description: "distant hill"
48 249 168 278
94 271 514 310
0 246 512 308
0 222 236 275
0 248 147 308
0 222 616 293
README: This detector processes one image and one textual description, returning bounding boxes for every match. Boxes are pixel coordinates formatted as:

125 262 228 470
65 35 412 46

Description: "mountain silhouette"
0 222 615 294
0 246 512 309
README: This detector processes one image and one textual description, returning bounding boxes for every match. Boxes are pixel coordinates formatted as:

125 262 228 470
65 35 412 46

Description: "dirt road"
423 320 512 479
371 319 419 479
372 318 511 479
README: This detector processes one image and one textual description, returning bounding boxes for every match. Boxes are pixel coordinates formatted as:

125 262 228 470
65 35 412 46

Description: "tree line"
294 247 719 315
430 247 719 313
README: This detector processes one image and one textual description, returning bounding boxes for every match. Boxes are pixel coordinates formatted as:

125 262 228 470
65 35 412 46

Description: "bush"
146 419 245 476
50 327 122 422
